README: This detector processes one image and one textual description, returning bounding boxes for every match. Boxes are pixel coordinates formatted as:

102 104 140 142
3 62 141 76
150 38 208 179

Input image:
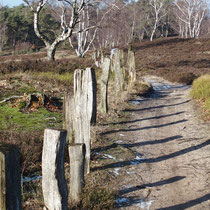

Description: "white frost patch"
135 199 153 210
103 154 116 159
126 170 135 175
135 155 146 160
115 197 130 207
130 155 146 165
113 168 120 175
130 100 141 105
136 96 146 101
152 83 172 91
162 85 171 89
22 176 42 183
115 140 123 143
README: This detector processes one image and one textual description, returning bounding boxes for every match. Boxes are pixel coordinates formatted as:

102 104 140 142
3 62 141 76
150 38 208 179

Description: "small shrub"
191 74 210 118
178 72 197 85
191 75 210 100
130 80 153 96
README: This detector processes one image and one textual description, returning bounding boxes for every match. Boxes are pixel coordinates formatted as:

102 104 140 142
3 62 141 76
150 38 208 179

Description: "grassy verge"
190 74 210 119
0 105 63 130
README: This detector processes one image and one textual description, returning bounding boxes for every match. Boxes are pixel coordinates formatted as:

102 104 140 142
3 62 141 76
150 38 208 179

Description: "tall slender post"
127 47 136 87
112 49 125 94
100 58 111 113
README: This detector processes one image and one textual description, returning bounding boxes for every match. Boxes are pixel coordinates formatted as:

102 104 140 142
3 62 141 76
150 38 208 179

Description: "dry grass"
191 75 210 119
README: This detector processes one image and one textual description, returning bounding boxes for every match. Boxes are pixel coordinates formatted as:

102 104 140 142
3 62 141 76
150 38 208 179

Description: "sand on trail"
105 76 210 210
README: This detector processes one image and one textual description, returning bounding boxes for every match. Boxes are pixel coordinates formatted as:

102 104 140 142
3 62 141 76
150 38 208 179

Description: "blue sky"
1 0 210 8
1 0 26 7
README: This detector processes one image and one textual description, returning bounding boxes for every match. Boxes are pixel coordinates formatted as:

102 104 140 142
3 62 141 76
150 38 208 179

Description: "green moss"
0 105 63 131
18 84 37 94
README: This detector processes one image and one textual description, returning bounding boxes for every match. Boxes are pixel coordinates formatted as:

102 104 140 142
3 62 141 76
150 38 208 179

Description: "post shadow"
92 135 182 153
101 119 188 135
123 100 190 112
102 111 185 126
119 176 186 195
92 139 210 171
157 193 210 210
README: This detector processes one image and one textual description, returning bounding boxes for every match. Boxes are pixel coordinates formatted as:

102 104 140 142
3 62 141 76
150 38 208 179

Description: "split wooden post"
100 58 111 113
64 68 97 174
0 144 21 210
112 49 125 94
69 144 86 204
84 68 97 125
42 129 68 210
127 47 136 87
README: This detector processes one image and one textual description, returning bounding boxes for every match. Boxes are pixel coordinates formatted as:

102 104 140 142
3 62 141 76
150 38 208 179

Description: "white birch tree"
149 0 169 41
174 0 207 38
69 1 120 57
23 0 91 60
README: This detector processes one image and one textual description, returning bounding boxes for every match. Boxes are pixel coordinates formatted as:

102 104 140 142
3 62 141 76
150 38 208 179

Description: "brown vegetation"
132 37 210 84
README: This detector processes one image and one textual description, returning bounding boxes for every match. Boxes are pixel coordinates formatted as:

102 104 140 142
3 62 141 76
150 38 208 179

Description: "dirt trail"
105 76 210 209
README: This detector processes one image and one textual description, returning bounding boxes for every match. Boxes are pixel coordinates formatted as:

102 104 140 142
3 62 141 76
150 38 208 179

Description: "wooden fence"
0 47 136 209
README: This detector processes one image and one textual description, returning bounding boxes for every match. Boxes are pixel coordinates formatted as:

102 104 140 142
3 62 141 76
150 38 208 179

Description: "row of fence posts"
0 47 136 210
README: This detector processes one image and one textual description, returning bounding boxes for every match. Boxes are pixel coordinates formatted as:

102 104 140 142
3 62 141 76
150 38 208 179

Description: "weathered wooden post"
0 144 21 210
127 47 136 87
100 58 111 113
112 49 125 94
63 91 74 144
84 68 97 125
120 49 126 80
64 68 97 174
42 129 68 210
69 144 86 205
93 50 104 68
81 68 97 173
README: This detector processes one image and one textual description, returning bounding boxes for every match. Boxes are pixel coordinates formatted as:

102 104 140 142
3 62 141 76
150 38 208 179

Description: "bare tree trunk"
150 20 157 41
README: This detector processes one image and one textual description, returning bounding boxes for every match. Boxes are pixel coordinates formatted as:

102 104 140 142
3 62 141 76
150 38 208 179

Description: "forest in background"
0 0 209 57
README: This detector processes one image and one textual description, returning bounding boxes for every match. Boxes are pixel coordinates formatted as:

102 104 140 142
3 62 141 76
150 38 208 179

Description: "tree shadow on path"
102 111 185 126
157 193 210 210
92 139 210 171
101 119 188 135
123 100 190 112
119 176 186 195
93 135 182 153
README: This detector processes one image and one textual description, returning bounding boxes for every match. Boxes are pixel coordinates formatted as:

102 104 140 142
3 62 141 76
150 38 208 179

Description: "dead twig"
0 96 24 104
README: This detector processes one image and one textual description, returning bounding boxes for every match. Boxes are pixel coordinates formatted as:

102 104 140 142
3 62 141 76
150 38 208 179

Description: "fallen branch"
0 96 24 104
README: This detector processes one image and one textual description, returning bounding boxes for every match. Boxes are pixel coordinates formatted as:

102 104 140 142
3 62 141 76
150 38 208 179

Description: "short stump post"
42 129 68 210
69 143 86 205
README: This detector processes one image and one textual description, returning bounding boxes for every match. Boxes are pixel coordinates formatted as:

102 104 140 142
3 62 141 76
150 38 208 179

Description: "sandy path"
105 76 210 209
